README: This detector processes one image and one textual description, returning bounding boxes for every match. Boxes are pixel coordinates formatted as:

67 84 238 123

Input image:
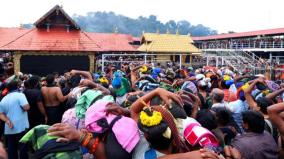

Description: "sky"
0 0 283 34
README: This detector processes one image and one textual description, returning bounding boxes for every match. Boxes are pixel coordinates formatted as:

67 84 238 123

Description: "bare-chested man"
41 74 68 125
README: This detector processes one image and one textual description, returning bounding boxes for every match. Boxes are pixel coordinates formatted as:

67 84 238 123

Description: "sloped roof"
192 27 284 41
0 27 31 48
0 28 101 52
88 33 137 52
138 33 200 53
0 5 138 53
0 28 140 52
34 5 80 30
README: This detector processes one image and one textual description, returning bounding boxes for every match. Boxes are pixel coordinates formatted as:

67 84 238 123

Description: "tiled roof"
0 27 30 48
138 33 200 53
192 27 284 41
0 28 139 52
88 33 137 52
0 28 101 52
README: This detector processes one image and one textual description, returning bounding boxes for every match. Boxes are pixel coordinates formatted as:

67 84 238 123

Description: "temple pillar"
88 53 95 73
13 52 22 73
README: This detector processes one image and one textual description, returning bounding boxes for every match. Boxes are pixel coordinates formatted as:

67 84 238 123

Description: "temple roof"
138 33 200 53
34 5 80 30
0 27 140 52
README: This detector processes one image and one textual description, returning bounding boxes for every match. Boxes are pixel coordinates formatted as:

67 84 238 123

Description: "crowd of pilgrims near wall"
0 62 284 159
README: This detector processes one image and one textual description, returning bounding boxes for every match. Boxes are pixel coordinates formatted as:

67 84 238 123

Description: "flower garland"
140 110 163 127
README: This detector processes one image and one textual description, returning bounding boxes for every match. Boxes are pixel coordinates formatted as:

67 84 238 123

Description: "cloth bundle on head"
112 75 131 97
151 67 161 79
20 125 82 159
62 108 85 130
165 68 176 80
136 76 160 92
139 66 148 74
181 81 198 94
222 75 234 87
265 80 280 91
196 74 211 88
98 76 109 85
70 86 87 100
75 89 114 119
112 71 123 89
159 82 175 92
85 101 140 153
182 118 219 148
236 82 249 101
223 69 234 77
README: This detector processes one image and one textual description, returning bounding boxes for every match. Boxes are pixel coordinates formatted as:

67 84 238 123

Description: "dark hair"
59 79 66 88
212 92 224 103
69 74 81 88
138 119 172 150
196 109 217 130
220 80 230 89
138 108 173 151
7 80 18 91
46 74 55 85
256 97 273 115
28 76 40 89
24 80 30 89
242 110 265 133
213 107 232 126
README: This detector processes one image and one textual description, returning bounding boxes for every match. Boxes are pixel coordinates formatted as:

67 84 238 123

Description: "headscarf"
85 101 140 153
112 71 122 89
181 81 198 94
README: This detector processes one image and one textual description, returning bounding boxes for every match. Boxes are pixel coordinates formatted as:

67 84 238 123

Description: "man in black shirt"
24 76 47 128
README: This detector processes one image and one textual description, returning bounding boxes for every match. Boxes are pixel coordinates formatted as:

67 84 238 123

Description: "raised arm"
70 70 93 81
130 88 183 122
244 79 260 110
80 79 110 95
267 102 284 138
56 87 68 102
266 87 284 100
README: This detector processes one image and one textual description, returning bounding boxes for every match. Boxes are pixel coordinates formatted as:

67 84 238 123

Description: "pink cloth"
183 118 219 147
85 101 140 153
62 108 85 130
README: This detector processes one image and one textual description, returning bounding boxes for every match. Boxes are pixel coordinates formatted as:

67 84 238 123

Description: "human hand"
0 142 7 159
280 83 284 88
47 123 82 142
6 120 13 129
154 88 183 107
224 146 242 159
105 103 129 116
44 116 48 124
200 148 222 159
79 79 93 87
255 77 265 83
70 70 78 76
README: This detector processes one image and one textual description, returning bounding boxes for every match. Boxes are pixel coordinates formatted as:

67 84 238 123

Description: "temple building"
0 5 138 75
138 33 201 66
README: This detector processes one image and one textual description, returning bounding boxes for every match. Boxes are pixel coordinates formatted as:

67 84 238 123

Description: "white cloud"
0 0 283 33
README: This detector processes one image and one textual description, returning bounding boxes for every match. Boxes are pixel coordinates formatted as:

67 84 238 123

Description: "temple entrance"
20 55 90 75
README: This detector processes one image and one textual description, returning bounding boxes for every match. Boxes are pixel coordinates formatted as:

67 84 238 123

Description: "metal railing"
201 42 284 50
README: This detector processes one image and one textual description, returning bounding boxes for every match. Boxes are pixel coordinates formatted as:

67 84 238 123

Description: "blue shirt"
0 91 29 134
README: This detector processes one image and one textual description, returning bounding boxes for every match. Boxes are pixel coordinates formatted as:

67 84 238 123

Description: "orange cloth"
224 89 237 102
